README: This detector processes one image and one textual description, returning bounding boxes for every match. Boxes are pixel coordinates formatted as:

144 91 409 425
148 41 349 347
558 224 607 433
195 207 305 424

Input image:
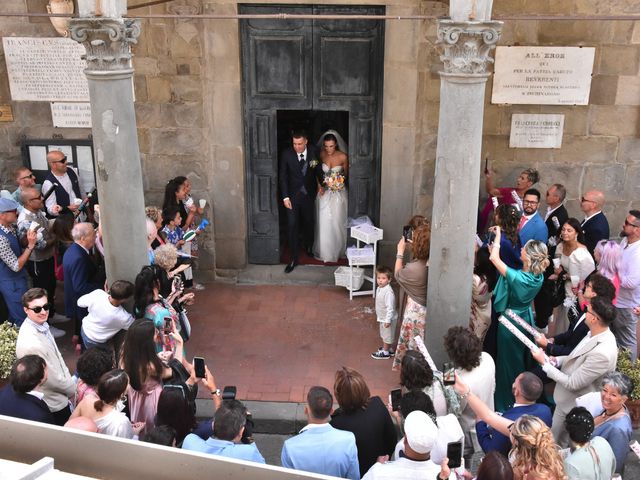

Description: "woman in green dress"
490 225 549 412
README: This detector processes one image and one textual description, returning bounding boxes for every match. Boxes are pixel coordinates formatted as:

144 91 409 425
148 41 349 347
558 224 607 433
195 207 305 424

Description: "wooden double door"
240 4 385 264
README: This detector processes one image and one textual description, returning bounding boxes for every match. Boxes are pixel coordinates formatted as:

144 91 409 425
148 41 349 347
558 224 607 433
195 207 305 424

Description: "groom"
279 130 321 273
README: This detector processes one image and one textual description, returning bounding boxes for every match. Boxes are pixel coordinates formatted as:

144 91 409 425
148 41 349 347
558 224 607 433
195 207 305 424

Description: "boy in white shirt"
79 280 135 352
371 266 398 359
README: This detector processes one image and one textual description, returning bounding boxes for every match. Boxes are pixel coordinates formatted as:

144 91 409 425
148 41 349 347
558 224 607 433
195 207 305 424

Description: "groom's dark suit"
279 143 321 264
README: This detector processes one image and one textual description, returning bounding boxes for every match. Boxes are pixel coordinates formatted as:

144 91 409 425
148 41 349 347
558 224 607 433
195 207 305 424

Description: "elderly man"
613 210 640 360
531 296 618 447
281 386 360 479
0 354 55 424
0 198 37 325
16 288 76 425
182 399 265 463
41 150 83 217
11 167 37 212
63 223 100 344
580 190 609 256
17 187 66 337
362 411 455 480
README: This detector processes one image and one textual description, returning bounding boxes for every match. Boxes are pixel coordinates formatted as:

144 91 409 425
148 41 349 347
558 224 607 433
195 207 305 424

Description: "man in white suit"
531 296 618 446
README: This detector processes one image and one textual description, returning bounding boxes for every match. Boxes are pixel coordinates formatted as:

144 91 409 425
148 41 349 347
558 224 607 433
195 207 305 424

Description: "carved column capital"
437 20 503 75
69 18 140 72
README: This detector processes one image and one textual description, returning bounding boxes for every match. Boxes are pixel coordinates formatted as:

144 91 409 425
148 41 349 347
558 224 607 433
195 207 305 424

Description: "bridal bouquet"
324 171 345 192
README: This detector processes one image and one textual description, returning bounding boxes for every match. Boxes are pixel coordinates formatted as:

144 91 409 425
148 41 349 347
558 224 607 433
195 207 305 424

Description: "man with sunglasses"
11 167 37 213
16 288 75 426
17 187 67 337
42 150 83 217
0 198 37 325
580 190 609 256
612 210 640 360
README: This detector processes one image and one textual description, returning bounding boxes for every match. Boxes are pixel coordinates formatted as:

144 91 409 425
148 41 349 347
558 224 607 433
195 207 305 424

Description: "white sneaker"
49 326 66 338
48 314 71 325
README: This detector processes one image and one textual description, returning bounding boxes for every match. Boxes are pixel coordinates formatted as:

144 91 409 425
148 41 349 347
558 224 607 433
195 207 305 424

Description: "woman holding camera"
392 224 430 371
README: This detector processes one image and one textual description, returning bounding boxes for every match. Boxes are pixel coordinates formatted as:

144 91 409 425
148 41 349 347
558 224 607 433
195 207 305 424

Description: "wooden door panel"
240 4 384 264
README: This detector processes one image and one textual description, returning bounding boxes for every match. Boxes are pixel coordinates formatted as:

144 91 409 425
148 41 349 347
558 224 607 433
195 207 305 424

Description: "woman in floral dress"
392 224 430 370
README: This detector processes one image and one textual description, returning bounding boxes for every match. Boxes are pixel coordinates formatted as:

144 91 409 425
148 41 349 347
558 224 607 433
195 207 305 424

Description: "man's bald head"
581 190 605 215
47 150 67 175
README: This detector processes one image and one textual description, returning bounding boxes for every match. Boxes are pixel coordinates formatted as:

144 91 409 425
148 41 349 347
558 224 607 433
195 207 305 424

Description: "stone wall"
406 0 640 264
1 1 639 277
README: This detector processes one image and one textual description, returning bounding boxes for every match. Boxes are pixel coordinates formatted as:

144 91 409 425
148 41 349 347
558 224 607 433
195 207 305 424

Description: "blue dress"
593 410 632 474
494 267 543 412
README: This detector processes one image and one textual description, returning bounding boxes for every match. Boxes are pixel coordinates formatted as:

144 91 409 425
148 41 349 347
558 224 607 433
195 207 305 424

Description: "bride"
313 130 349 263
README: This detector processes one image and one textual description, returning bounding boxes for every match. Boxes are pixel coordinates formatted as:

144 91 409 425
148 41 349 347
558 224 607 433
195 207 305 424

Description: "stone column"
425 20 502 364
70 18 148 284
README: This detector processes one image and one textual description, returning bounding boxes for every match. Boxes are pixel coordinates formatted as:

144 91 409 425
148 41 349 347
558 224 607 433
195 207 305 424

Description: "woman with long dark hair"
121 319 183 434
550 218 595 335
162 176 201 288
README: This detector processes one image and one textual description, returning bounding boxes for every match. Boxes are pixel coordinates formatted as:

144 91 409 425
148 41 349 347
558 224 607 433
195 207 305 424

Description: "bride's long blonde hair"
510 415 567 480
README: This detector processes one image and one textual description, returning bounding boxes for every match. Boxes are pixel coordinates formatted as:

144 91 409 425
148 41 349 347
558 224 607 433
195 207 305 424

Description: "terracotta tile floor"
60 283 401 403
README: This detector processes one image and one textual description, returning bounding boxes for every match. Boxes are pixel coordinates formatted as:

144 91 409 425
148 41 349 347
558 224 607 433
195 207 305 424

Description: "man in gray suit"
531 296 618 447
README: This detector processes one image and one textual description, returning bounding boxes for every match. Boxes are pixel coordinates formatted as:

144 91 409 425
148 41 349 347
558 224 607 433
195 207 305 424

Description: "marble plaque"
3 37 89 101
509 114 564 149
51 102 92 128
492 46 595 105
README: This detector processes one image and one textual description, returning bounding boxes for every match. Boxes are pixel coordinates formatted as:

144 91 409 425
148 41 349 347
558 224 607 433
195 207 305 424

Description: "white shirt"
456 352 495 434
362 456 454 480
375 284 397 324
617 238 640 308
78 289 134 343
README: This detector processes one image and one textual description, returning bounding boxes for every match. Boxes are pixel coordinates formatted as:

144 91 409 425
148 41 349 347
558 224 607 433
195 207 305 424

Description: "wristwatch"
211 388 221 397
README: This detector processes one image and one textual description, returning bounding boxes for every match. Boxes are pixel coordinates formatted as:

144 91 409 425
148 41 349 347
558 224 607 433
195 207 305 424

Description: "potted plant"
616 348 640 428
0 322 19 385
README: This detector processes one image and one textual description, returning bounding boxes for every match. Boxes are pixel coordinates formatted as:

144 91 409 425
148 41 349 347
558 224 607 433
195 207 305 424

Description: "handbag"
53 248 64 281
550 271 567 308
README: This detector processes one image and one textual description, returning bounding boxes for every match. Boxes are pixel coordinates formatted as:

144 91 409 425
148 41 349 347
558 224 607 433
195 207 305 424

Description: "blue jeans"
80 327 110 352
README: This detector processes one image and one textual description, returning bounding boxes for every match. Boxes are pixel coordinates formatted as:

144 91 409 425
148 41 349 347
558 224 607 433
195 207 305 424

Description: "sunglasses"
28 195 43 202
625 220 640 228
51 156 67 164
19 174 35 180
581 197 595 203
27 303 51 313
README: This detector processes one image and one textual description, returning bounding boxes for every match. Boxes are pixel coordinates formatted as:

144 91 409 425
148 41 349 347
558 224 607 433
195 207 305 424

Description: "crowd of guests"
1 158 639 479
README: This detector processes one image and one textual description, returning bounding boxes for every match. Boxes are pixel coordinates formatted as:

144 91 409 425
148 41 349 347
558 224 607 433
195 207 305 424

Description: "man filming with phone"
182 398 265 464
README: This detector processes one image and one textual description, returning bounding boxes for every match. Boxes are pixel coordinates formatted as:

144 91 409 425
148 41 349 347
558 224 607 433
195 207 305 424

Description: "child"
371 266 398 359
78 280 135 353
161 206 185 251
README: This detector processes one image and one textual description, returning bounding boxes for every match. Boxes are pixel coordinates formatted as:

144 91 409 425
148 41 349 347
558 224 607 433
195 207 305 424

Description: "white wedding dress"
313 164 348 262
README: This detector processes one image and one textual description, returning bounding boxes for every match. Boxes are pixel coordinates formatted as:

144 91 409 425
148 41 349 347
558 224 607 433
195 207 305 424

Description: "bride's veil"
317 129 348 154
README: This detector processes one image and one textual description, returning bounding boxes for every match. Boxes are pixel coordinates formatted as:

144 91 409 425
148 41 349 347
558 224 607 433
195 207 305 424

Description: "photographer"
392 224 430 371
182 399 265 463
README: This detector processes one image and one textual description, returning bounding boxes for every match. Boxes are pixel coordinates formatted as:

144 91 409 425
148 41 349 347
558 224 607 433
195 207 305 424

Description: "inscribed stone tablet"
3 37 89 101
51 102 92 128
509 114 564 149
492 46 595 105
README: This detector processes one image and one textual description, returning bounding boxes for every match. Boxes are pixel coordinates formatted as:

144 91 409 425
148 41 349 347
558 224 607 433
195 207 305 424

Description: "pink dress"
127 377 162 434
